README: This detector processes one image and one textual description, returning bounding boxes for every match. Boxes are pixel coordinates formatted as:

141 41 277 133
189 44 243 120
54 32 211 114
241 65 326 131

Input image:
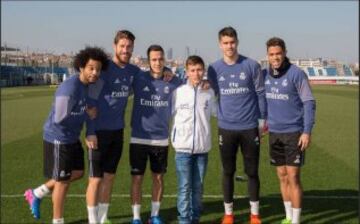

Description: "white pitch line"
1 194 358 199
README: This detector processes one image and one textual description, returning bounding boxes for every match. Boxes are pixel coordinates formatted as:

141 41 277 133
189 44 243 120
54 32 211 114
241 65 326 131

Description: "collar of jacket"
269 57 291 79
186 79 202 89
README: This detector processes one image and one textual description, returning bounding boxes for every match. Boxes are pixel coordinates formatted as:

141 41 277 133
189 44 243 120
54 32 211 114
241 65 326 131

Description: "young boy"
171 55 217 224
24 46 109 224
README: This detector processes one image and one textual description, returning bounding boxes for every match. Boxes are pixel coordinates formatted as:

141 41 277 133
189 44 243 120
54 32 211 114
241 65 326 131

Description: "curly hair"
73 46 109 72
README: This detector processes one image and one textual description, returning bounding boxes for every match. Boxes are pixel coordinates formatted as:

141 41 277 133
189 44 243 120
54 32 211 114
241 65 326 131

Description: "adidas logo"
143 86 150 92
294 158 300 164
219 135 223 146
254 136 259 145
114 78 121 84
219 76 225 81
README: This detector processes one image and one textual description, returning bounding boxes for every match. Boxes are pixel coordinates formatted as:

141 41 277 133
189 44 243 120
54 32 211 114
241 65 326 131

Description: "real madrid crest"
164 86 169 94
239 72 246 80
121 85 129 91
282 79 288 87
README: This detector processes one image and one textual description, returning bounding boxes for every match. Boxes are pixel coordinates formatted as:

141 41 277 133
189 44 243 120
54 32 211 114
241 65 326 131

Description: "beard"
115 53 131 65
88 77 98 83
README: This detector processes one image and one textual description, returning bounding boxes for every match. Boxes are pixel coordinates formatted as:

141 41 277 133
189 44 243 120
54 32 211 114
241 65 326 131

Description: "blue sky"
1 1 358 64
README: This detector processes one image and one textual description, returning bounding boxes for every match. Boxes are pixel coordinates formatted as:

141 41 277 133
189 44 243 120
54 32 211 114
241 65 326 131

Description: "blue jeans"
175 152 208 224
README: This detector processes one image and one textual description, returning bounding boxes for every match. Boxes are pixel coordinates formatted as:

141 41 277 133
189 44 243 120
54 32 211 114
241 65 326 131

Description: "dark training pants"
218 127 260 203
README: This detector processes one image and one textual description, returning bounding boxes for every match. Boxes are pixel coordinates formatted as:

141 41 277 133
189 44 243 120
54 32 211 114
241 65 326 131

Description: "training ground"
1 85 358 223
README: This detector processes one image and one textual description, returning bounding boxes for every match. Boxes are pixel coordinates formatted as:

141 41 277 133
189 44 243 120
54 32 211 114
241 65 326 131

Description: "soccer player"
24 46 109 224
87 30 173 224
87 30 140 224
171 55 217 224
87 30 174 224
129 45 182 224
207 26 266 224
264 37 316 224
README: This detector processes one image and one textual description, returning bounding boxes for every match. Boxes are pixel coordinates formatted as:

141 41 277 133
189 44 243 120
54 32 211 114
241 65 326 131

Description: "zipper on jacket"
172 128 176 142
192 86 198 154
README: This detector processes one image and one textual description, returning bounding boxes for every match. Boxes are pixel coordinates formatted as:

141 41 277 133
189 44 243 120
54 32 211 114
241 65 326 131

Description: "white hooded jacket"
171 81 217 154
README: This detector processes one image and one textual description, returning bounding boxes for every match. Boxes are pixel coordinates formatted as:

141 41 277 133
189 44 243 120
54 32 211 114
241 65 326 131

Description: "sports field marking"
1 194 357 199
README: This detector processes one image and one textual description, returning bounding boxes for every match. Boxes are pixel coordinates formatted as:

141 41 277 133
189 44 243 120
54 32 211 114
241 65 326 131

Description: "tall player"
86 30 140 224
207 26 266 224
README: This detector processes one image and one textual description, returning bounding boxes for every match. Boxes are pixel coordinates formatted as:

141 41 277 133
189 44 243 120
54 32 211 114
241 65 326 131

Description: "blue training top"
208 55 266 131
89 60 140 131
43 75 94 144
264 62 316 134
130 71 182 145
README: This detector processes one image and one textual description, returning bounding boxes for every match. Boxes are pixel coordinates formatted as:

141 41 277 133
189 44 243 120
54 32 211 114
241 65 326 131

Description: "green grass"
1 85 358 223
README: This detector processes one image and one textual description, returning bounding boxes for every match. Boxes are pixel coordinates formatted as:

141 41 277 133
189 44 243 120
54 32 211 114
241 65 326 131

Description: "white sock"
292 207 302 224
33 184 50 199
151 201 161 217
224 202 233 215
249 200 259 215
52 218 64 224
132 204 141 220
284 201 292 220
98 203 109 223
87 206 99 224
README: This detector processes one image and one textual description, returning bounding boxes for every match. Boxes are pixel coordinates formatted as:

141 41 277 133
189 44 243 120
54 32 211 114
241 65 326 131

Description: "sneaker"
131 219 143 224
148 216 164 224
24 189 41 219
280 218 292 224
249 214 261 224
221 214 234 224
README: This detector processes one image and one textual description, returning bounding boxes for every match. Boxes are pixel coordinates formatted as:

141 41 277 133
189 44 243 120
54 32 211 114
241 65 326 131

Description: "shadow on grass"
67 189 358 224
262 189 358 224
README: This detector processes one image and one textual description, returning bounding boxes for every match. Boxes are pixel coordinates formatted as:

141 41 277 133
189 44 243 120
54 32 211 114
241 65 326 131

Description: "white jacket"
171 82 217 154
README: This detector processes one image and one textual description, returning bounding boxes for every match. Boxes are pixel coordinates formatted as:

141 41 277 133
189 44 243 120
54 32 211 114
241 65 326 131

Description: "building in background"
167 48 173 61
1 45 358 87
260 57 358 85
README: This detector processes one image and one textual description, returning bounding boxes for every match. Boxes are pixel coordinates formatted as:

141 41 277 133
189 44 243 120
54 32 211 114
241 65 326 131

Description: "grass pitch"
1 85 358 223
